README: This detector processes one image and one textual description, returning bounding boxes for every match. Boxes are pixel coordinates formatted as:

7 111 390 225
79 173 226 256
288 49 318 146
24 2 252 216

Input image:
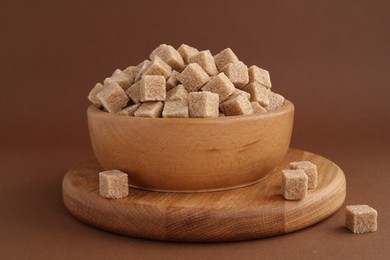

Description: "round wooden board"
62 149 346 242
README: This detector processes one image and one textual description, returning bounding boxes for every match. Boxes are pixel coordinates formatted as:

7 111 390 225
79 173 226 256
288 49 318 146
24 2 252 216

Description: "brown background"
1 0 389 259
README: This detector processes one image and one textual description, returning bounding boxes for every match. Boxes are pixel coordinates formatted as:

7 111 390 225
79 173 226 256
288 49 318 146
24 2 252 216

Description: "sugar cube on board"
281 169 308 200
289 161 318 189
99 170 129 199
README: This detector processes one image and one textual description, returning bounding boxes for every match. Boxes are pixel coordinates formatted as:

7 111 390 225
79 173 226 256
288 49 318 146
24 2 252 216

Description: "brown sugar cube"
99 170 129 199
289 161 318 189
162 100 189 118
88 82 105 108
188 91 219 118
248 65 272 88
125 81 141 104
346 205 378 233
177 63 210 92
220 94 254 116
231 88 251 100
143 56 172 79
97 82 129 113
104 72 132 91
117 103 141 116
139 75 166 102
220 61 249 89
214 48 239 71
201 72 235 102
188 50 218 76
166 84 189 102
281 169 308 200
134 60 152 82
111 69 122 77
251 102 267 113
166 70 180 91
266 92 285 111
150 44 185 71
134 101 164 118
123 65 137 83
242 82 270 106
177 44 199 64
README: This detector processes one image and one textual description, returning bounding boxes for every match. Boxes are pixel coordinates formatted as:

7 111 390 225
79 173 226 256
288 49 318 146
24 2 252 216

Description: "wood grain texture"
87 100 294 192
62 149 346 242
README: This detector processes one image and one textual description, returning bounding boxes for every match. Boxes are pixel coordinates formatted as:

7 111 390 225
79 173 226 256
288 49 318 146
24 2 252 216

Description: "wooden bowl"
87 100 294 192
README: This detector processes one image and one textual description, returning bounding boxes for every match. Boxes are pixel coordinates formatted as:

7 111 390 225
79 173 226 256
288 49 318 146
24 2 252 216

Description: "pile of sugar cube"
88 44 285 118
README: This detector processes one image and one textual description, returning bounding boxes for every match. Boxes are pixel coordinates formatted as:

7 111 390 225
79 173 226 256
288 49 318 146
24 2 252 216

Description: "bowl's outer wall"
88 101 294 191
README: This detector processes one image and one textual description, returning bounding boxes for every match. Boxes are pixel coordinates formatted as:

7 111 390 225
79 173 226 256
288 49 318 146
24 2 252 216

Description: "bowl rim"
88 99 294 124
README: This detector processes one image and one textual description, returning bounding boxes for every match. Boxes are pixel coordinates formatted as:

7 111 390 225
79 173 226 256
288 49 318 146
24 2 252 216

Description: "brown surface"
88 101 293 192
0 0 389 259
63 149 346 241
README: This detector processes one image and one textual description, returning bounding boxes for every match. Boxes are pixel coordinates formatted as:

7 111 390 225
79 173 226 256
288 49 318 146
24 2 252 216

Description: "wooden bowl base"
62 149 346 242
